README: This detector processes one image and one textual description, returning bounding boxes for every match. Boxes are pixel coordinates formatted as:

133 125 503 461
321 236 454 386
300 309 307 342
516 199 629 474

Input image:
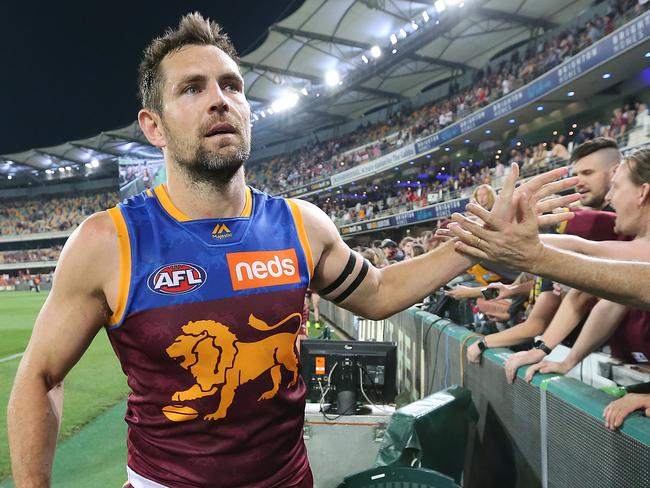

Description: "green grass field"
0 293 339 486
0 291 130 485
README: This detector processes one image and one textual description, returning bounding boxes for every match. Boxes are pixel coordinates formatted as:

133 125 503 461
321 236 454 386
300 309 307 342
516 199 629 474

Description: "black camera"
481 287 499 300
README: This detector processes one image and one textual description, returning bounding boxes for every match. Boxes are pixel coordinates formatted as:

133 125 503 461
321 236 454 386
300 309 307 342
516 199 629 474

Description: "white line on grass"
0 352 24 363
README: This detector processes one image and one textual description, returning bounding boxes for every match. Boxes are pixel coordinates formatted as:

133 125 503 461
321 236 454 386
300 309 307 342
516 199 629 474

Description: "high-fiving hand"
448 164 580 269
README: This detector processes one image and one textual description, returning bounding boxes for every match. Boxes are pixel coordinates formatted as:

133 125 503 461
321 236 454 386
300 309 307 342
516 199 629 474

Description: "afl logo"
147 263 207 295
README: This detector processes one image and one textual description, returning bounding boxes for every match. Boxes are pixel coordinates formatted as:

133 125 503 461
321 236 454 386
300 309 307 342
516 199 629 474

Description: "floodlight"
325 70 340 86
271 92 300 113
370 46 381 58
434 1 446 13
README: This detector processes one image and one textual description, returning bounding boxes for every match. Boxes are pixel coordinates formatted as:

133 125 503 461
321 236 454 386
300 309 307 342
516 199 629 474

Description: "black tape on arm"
318 252 357 296
332 259 369 304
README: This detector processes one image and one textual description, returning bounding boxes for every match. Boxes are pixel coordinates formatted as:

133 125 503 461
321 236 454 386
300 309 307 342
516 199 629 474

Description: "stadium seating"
247 1 645 196
0 190 117 236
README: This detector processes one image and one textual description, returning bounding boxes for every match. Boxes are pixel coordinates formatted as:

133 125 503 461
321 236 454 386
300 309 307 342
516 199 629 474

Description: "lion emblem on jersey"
164 312 302 421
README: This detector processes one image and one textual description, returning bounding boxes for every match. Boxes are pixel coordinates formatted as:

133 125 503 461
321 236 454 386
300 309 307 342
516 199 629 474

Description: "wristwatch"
477 338 488 354
533 339 552 355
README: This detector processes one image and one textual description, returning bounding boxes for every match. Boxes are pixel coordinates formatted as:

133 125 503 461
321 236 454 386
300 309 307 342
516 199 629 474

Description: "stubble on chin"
169 133 251 187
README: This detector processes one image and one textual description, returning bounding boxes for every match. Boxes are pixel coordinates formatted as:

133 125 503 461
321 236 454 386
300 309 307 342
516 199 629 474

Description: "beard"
164 120 251 187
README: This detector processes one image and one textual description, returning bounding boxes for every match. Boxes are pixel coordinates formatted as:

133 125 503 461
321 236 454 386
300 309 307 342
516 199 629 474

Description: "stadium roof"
242 0 595 148
0 0 596 179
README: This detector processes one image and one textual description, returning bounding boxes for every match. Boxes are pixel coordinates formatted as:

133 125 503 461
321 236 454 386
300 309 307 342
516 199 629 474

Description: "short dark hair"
138 12 239 114
570 137 619 164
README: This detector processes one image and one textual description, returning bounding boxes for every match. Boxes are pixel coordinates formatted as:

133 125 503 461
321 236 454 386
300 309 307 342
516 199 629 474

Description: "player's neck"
165 166 248 220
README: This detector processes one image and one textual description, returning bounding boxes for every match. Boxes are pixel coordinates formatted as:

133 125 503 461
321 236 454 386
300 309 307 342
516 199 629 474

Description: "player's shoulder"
52 211 119 293
63 211 118 264
288 198 334 228
75 210 118 242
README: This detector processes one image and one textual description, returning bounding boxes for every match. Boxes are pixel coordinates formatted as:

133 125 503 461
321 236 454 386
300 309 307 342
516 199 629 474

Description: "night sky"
0 1 301 155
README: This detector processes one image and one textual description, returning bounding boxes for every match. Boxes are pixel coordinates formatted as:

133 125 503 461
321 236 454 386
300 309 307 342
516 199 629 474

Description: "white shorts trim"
127 466 169 488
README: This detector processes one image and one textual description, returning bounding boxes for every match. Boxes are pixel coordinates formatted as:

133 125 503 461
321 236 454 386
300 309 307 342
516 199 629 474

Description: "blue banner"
339 197 470 236
280 177 331 198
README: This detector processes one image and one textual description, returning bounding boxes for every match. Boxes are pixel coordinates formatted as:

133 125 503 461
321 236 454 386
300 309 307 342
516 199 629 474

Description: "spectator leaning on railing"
449 149 650 429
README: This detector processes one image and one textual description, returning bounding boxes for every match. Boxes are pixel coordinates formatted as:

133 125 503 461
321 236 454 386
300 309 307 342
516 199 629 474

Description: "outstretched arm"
8 213 117 487
296 165 578 320
523 299 628 382
501 288 595 383
467 290 560 363
450 188 650 310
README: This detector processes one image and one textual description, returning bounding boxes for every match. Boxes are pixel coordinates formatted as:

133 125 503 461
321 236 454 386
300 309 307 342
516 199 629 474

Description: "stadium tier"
2 1 650 487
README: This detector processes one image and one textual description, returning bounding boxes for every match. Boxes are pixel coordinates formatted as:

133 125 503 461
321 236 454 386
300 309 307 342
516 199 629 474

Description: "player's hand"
603 393 650 430
503 348 546 384
448 164 579 268
449 192 548 269
523 359 572 383
466 342 483 363
445 285 479 299
433 228 454 242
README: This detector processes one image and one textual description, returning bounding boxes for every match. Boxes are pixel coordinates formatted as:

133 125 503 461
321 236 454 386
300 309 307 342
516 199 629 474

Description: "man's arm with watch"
501 288 596 383
533 288 598 352
466 290 560 363
523 300 628 382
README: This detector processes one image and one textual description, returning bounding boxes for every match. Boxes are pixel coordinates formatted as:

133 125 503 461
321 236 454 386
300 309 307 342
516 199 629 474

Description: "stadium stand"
318 101 647 227
246 0 646 196
0 190 117 236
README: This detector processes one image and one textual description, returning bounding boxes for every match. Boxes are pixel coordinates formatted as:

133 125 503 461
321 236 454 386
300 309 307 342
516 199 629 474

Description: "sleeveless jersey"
105 184 314 488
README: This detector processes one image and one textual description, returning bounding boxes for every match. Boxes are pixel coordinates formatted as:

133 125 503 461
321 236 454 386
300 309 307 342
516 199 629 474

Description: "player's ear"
138 108 167 148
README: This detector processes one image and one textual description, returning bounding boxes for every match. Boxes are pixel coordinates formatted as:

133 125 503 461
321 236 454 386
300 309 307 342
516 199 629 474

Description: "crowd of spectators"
0 271 51 288
0 190 118 236
119 160 164 190
322 163 492 226
322 98 648 226
0 246 63 264
354 231 447 270
247 0 645 195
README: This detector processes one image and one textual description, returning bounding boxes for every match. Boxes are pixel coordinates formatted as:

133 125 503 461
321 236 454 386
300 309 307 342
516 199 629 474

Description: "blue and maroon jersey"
105 184 314 488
